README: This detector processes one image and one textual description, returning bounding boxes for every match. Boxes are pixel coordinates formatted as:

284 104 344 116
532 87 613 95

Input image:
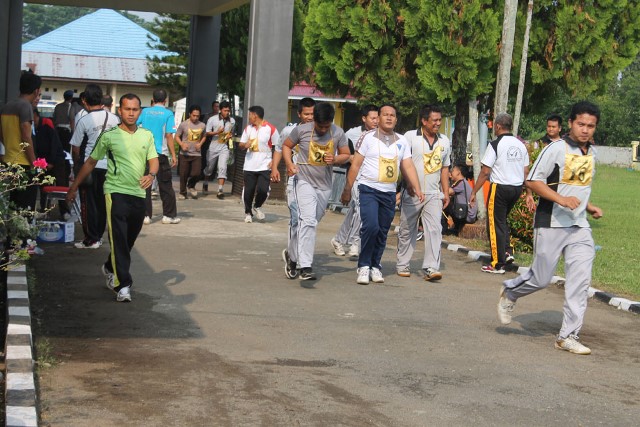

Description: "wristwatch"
150 173 157 178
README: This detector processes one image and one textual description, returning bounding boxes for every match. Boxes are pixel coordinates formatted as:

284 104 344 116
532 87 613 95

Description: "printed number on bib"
561 153 593 186
378 156 398 183
308 139 334 166
423 146 443 175
249 137 259 152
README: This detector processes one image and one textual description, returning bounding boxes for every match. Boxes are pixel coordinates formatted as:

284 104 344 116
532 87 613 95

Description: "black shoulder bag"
452 180 469 221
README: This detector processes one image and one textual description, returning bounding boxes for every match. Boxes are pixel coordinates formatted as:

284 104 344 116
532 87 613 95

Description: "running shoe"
74 240 101 249
416 231 424 241
505 252 515 264
396 266 411 277
143 216 151 225
217 190 224 199
178 194 187 200
370 267 384 283
497 286 516 325
299 267 316 280
282 249 298 279
330 238 346 256
116 286 131 302
244 214 252 223
101 264 115 292
356 266 370 285
481 265 505 274
161 216 181 224
555 335 591 355
348 244 359 257
423 267 443 281
254 207 265 220
188 188 198 199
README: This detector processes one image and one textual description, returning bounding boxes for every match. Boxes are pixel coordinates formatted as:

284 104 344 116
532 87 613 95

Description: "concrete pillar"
0 0 23 106
187 15 221 115
243 0 294 130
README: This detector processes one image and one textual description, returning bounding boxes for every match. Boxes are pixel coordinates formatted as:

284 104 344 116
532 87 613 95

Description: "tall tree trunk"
493 0 518 129
513 0 534 135
452 97 470 165
469 99 486 219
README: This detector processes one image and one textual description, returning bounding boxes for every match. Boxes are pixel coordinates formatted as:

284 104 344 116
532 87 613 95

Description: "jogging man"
330 104 378 258
67 93 158 303
396 105 451 281
281 102 350 281
204 101 235 199
136 88 180 224
175 105 206 199
342 104 423 285
470 113 530 273
238 105 279 223
498 101 603 355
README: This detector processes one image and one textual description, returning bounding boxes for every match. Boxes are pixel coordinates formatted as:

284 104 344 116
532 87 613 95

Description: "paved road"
31 189 639 426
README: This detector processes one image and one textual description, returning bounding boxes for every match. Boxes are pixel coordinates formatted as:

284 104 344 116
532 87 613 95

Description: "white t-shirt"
356 129 411 193
240 121 279 171
70 109 120 169
481 134 529 186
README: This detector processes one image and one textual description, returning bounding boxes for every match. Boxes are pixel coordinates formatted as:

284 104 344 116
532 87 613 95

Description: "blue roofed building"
21 8 172 109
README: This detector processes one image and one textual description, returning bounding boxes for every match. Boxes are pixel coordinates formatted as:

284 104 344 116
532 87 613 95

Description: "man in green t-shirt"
67 94 158 302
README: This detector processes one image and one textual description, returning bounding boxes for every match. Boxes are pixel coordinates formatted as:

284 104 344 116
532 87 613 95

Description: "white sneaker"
74 240 101 249
555 335 591 355
253 207 265 220
178 194 187 200
143 216 151 225
101 264 115 292
356 266 370 285
370 267 384 283
348 244 359 257
244 214 252 223
423 267 443 281
116 286 131 302
188 188 198 199
161 216 181 224
331 238 346 256
497 286 516 325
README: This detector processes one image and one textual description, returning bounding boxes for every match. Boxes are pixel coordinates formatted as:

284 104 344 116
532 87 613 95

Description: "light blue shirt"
137 105 176 155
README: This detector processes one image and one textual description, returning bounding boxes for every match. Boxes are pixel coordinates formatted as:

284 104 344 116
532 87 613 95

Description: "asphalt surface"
30 185 639 426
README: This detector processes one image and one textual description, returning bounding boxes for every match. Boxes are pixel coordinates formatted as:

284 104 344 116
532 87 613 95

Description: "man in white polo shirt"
470 112 530 274
238 105 279 223
396 104 451 281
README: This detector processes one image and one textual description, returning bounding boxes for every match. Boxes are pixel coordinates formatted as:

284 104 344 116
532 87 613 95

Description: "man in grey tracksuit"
396 105 451 281
498 101 603 356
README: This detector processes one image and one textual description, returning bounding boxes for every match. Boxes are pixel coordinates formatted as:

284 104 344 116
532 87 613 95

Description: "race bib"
423 145 444 175
249 137 259 152
378 156 398 183
308 139 334 166
561 153 593 186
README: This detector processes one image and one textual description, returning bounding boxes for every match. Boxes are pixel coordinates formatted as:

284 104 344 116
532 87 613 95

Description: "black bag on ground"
452 181 469 221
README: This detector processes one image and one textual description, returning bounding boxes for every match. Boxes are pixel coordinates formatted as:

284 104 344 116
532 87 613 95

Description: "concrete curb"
441 240 640 315
4 265 38 427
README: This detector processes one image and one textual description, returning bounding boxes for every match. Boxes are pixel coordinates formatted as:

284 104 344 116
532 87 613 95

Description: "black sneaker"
299 267 316 280
505 252 515 264
282 249 298 279
217 190 224 199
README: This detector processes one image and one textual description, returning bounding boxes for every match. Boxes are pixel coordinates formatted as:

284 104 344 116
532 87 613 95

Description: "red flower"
33 158 48 169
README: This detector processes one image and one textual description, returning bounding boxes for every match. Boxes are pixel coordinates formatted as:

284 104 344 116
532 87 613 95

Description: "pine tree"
403 0 501 163
304 0 430 121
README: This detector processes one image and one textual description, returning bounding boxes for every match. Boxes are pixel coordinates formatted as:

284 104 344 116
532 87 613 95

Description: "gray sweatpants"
503 227 595 339
287 176 331 269
204 143 229 180
334 182 360 249
396 192 443 271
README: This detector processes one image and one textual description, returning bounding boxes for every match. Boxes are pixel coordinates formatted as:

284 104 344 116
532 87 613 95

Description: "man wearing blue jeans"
342 104 423 285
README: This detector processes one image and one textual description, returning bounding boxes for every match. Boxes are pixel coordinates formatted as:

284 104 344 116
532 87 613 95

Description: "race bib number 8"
378 156 398 183
423 146 443 175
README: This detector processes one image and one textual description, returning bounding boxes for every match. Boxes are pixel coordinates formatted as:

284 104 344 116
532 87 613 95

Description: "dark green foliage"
23 5 95 42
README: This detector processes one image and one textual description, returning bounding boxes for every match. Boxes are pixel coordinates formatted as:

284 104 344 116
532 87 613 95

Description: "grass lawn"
447 165 640 300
